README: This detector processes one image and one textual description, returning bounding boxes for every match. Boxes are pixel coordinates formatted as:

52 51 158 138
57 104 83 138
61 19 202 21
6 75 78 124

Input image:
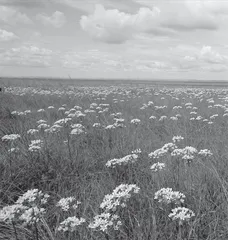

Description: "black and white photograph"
1 0 228 239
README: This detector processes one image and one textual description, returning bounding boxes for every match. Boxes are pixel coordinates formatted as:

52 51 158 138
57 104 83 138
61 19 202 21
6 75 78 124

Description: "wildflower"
105 124 115 130
27 129 39 135
56 197 81 212
150 162 165 172
93 123 102 128
2 134 20 142
132 149 141 154
0 204 27 224
159 116 167 121
149 143 177 159
198 149 213 157
196 116 203 120
45 124 62 133
88 213 121 232
170 116 178 121
210 114 218 120
8 147 20 153
130 119 141 125
168 207 195 223
149 116 156 120
28 140 43 152
172 136 184 143
171 146 198 161
70 124 85 135
106 154 138 168
54 118 71 126
37 109 45 113
20 206 46 226
16 189 49 206
58 107 66 111
0 189 50 226
100 184 140 212
154 188 185 205
57 217 86 232
37 123 50 129
47 106 55 109
37 119 47 124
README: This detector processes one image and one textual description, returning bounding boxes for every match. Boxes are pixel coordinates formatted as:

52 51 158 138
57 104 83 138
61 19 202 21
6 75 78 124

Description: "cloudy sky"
0 0 228 80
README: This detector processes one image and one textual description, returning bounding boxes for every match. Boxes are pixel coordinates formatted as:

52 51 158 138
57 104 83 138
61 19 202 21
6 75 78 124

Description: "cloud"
36 11 66 28
80 4 173 44
0 45 54 67
0 29 18 41
53 0 142 13
181 45 228 71
0 6 33 24
185 0 228 16
135 0 228 31
0 0 46 8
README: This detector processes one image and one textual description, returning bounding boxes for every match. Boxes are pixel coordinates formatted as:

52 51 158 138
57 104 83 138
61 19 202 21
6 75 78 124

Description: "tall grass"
1 79 228 239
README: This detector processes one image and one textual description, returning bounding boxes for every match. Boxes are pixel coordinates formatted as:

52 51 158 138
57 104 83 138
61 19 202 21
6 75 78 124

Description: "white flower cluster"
16 189 49 206
130 119 141 125
159 116 167 121
168 207 195 223
0 204 27 224
100 184 140 212
28 139 43 152
56 197 81 212
88 213 121 232
2 134 21 142
198 149 213 157
45 124 62 133
150 162 166 172
149 143 177 159
106 153 139 168
57 216 86 232
171 146 198 161
154 188 185 205
106 118 126 130
93 123 102 128
38 123 50 130
70 124 85 135
89 184 140 233
27 129 39 135
54 118 72 126
131 149 141 154
0 189 49 226
8 147 20 153
37 119 47 124
172 136 184 143
149 115 156 120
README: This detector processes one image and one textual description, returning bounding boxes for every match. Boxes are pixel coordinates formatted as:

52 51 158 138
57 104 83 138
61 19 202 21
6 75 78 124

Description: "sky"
0 0 228 80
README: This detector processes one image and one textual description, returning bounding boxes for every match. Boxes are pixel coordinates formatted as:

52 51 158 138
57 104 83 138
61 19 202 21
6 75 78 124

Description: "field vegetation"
1 78 228 239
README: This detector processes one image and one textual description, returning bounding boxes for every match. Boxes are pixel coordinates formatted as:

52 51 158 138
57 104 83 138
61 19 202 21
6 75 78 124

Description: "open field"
1 78 228 239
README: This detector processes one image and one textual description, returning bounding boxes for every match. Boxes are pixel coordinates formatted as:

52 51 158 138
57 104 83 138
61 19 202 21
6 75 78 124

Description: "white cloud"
185 0 228 16
0 29 18 41
181 45 228 71
36 11 66 28
0 6 33 24
135 0 228 31
199 45 227 64
80 4 166 44
0 45 54 67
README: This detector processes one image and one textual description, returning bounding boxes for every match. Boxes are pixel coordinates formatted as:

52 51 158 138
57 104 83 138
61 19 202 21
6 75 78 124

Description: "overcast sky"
0 0 228 80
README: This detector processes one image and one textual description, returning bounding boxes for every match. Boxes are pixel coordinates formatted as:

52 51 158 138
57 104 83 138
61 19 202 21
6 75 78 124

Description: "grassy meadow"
1 78 228 239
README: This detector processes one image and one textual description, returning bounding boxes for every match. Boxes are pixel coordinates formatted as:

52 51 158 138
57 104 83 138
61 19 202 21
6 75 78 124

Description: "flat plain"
1 78 228 240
